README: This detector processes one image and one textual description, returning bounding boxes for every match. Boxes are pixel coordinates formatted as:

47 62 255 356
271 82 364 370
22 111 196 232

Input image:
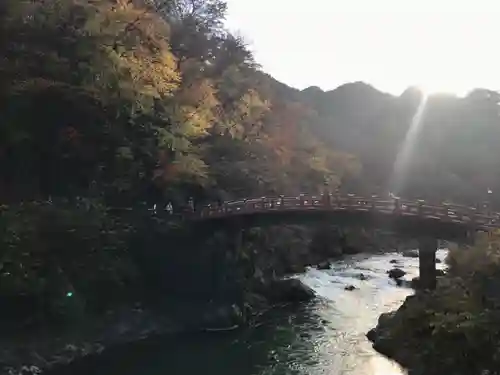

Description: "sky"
224 0 500 96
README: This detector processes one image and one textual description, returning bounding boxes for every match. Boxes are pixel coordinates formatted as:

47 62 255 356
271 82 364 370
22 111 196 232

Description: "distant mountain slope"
252 72 500 205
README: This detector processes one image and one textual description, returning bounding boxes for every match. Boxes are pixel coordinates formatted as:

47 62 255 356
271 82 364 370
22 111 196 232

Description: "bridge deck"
192 195 500 233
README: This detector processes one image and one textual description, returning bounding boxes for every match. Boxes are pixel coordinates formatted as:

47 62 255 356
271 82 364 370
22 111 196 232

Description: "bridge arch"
185 194 500 290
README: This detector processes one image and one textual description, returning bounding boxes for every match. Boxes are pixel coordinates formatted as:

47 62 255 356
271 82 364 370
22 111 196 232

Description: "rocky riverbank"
368 239 500 375
1 278 316 375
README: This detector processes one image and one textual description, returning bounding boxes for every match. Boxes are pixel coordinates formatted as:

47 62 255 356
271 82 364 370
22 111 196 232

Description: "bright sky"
225 0 500 96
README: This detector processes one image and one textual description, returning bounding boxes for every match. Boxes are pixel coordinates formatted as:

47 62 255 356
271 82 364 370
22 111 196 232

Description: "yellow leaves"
164 79 219 137
178 80 219 109
81 0 180 108
119 49 180 98
235 89 270 125
85 0 171 42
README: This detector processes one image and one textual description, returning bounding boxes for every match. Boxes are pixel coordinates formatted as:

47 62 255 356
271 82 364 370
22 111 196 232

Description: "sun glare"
416 80 469 97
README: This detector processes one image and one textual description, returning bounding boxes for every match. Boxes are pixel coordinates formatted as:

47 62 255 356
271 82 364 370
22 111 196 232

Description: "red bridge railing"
191 194 500 230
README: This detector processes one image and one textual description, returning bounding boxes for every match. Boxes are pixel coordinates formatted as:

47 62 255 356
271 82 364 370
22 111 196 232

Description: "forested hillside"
1 0 361 208
0 0 365 342
3 0 500 209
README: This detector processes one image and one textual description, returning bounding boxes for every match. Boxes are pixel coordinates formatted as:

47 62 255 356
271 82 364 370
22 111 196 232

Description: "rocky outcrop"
257 279 316 304
366 311 396 342
366 300 421 371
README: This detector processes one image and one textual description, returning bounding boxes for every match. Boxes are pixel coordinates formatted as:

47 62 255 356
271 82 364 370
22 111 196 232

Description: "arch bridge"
186 194 500 290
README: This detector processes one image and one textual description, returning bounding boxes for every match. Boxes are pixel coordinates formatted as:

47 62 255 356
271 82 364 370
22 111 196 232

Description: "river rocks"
389 259 399 264
344 285 357 291
317 261 331 270
387 268 406 279
357 273 368 280
402 250 419 258
260 279 316 303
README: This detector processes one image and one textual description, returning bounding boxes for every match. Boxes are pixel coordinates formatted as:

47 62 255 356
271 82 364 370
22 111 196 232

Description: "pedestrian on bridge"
188 197 194 212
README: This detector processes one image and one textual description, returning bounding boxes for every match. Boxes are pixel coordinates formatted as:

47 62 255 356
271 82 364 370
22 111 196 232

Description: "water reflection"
48 251 448 375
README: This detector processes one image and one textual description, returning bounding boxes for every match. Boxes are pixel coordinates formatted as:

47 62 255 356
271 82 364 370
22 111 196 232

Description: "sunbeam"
390 92 429 196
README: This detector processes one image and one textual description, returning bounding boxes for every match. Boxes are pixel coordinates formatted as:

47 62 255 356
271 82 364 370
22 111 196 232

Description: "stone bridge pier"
418 237 438 290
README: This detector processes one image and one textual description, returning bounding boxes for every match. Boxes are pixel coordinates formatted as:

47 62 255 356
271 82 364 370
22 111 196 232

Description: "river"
48 250 447 375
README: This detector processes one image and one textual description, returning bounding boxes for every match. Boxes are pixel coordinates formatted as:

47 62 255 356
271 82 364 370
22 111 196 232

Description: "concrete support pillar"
418 237 438 290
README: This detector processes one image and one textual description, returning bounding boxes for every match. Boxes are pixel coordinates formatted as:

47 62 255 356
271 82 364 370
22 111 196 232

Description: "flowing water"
50 250 447 375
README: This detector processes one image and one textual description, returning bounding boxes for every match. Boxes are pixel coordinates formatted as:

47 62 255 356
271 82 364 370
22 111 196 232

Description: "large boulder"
344 285 357 291
388 268 406 279
262 279 316 303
